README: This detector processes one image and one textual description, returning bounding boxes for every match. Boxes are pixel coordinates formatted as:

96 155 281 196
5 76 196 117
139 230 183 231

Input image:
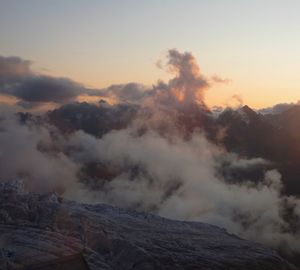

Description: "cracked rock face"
0 181 295 270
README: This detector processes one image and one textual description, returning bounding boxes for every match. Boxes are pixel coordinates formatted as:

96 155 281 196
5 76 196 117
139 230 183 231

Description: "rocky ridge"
0 180 296 270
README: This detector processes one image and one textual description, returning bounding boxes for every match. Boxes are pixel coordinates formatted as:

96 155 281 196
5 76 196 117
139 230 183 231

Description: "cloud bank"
0 55 85 107
0 49 216 109
65 128 300 254
1 111 300 254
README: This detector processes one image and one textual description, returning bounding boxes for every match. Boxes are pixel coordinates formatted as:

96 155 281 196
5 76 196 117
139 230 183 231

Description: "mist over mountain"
40 98 300 197
1 49 300 268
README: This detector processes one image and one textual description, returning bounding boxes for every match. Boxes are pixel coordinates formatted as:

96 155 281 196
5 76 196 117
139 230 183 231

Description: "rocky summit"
0 181 295 270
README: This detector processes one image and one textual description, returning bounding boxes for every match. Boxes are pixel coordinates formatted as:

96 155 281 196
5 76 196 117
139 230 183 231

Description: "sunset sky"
1 0 300 108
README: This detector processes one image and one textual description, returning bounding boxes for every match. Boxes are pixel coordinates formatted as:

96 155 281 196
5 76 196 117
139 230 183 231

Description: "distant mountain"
216 105 300 195
277 105 300 140
216 105 293 160
45 101 215 139
46 101 138 137
16 102 300 196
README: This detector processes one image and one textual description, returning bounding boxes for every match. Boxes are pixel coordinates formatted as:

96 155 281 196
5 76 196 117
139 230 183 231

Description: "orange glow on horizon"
76 94 118 105
0 95 18 104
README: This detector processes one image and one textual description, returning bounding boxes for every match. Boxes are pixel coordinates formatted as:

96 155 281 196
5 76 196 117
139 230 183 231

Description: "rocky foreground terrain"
0 180 296 270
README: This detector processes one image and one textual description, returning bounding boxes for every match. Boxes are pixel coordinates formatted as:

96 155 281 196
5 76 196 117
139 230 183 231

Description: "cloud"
87 83 151 104
0 49 212 110
1 111 299 253
1 49 300 257
0 112 80 193
211 75 231 84
6 76 85 103
64 127 300 254
0 56 31 84
0 55 85 106
87 49 210 110
154 49 209 107
258 102 300 115
223 94 243 109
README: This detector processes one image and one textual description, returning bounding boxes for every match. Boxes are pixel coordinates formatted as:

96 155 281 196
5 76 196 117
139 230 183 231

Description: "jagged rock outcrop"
0 181 296 270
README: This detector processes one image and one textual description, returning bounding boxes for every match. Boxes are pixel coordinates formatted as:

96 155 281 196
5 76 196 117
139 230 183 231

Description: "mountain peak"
241 105 255 114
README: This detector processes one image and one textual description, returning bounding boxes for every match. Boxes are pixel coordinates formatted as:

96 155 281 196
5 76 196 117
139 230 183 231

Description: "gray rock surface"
0 180 296 270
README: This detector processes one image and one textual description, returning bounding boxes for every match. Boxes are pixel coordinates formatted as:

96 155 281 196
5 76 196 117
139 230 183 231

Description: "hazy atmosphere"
1 1 300 270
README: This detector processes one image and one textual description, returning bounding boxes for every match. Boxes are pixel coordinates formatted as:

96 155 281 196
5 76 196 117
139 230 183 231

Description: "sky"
1 0 300 108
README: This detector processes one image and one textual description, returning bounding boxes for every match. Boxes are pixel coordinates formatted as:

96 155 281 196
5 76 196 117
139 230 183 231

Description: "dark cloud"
0 50 211 109
0 55 85 105
7 76 85 103
87 82 152 103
